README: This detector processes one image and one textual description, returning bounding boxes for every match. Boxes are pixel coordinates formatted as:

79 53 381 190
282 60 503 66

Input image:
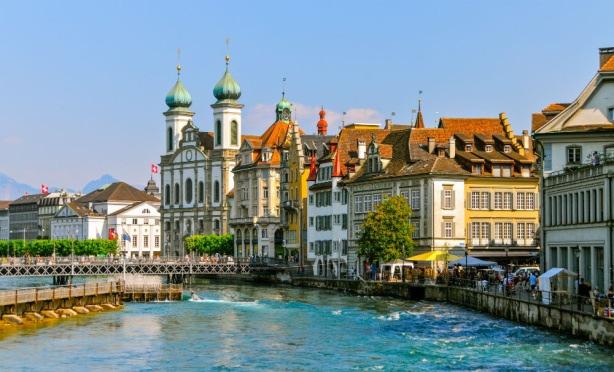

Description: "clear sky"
1 0 613 189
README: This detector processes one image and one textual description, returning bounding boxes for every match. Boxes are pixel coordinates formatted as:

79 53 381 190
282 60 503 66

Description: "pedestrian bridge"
0 257 256 277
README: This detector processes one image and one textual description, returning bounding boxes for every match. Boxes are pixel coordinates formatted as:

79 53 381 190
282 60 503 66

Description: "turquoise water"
1 282 614 371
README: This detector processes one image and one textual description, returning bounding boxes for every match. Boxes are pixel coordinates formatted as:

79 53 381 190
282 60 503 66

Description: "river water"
1 282 613 371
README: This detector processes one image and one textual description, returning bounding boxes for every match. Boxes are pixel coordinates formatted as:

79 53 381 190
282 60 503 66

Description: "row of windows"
546 188 605 227
469 222 535 240
164 180 220 206
469 191 536 210
121 235 160 248
309 214 348 230
309 240 348 255
400 190 421 211
354 192 391 213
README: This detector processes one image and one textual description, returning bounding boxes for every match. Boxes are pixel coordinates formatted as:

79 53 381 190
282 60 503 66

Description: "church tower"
211 56 243 150
164 64 194 154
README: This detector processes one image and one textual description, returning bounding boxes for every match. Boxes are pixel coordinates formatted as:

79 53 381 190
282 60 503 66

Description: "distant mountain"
82 174 120 194
0 173 38 200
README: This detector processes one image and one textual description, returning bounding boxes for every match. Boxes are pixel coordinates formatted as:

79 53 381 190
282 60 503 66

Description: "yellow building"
280 109 333 264
454 114 540 264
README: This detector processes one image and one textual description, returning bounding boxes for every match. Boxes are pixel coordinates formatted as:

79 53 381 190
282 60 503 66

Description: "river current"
1 281 613 371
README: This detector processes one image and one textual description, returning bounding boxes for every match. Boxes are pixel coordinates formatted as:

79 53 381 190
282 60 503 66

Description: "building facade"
230 97 293 258
160 58 258 256
0 201 9 240
51 182 161 257
9 194 45 240
281 108 334 265
534 47 614 291
38 191 79 239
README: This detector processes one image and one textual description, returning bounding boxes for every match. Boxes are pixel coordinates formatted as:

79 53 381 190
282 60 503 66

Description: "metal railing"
446 277 614 319
0 281 122 306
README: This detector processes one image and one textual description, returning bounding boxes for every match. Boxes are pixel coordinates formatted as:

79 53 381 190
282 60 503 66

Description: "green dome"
276 95 292 112
165 68 192 109
213 58 241 102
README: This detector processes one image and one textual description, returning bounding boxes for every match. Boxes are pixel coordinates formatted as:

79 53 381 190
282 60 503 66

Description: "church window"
231 120 238 145
215 120 222 146
198 181 204 203
167 127 173 152
214 181 220 203
174 183 180 204
185 178 193 204
164 185 170 205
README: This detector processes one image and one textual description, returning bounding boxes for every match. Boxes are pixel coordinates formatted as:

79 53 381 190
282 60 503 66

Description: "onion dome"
213 56 241 102
317 107 328 135
166 65 192 109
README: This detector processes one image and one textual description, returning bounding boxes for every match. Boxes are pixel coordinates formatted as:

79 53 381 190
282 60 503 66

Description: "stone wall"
290 277 614 346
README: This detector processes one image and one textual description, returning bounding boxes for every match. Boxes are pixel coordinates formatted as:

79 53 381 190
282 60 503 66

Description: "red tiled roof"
438 118 505 136
531 113 548 133
0 201 10 209
543 103 570 112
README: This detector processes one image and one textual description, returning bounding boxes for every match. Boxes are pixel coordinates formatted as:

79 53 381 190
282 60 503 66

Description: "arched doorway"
274 228 284 259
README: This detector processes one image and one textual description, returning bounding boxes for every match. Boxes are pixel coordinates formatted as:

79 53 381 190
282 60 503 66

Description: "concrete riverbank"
290 277 614 347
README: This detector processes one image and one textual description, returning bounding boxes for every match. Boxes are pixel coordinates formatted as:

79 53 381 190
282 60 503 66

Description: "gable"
171 147 207 164
55 205 78 218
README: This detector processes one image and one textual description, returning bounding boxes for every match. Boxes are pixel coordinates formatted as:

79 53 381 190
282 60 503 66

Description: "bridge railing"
0 281 123 306
0 256 252 266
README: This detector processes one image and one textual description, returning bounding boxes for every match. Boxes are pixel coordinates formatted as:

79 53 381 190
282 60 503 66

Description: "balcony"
229 217 256 226
282 200 300 210
545 156 614 187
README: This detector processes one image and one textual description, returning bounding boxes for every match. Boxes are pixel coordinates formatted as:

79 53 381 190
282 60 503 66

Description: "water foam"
189 297 261 307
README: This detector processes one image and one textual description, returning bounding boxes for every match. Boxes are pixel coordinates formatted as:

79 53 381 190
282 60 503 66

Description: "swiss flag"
151 164 159 174
108 228 118 240
41 184 49 194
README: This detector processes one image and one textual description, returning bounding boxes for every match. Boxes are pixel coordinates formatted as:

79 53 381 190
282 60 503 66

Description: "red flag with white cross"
41 184 49 194
151 164 159 174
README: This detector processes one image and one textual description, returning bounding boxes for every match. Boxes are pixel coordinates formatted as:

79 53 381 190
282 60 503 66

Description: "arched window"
174 183 180 204
185 178 193 204
215 120 222 146
167 127 173 152
164 185 170 205
214 180 220 203
198 181 204 203
231 120 238 145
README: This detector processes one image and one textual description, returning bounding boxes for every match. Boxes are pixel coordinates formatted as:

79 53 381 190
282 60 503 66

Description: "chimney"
449 136 456 159
599 47 614 68
358 140 366 159
428 137 436 154
522 130 530 150
384 119 392 129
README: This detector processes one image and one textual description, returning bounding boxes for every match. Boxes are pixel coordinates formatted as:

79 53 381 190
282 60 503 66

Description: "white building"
534 47 614 291
160 58 258 256
306 138 349 277
51 182 161 258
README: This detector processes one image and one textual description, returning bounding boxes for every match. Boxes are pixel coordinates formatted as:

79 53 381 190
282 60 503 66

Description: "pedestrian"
529 271 537 293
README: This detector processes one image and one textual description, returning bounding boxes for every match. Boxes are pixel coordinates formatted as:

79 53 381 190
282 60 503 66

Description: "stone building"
9 194 45 240
0 201 9 240
533 47 614 291
159 57 259 256
38 191 80 239
230 96 295 258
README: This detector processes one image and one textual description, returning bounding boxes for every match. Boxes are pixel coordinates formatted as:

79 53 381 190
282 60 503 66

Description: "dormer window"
465 144 472 152
503 145 511 153
438 149 445 157
485 145 493 152
368 156 381 173
472 164 482 175
262 148 272 162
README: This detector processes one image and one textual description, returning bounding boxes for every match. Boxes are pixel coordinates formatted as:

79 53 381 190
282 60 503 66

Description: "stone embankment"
0 282 123 326
291 277 614 347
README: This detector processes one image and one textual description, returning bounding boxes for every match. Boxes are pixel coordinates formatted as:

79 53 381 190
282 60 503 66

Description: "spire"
317 106 328 135
307 152 317 181
414 98 425 128
165 63 192 110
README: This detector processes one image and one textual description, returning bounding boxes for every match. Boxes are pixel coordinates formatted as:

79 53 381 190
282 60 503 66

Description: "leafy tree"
0 239 118 257
184 234 234 256
357 195 414 262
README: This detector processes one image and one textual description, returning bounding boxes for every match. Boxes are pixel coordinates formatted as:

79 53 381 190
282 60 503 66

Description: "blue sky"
0 0 612 188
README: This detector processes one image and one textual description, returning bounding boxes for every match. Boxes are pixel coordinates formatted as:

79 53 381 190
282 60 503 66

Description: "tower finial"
225 38 231 68
176 48 182 76
282 77 286 98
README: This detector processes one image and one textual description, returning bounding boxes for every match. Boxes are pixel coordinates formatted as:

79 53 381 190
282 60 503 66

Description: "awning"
408 251 461 262
447 256 497 268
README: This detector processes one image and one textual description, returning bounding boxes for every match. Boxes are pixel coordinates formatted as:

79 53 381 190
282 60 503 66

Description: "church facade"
159 57 256 257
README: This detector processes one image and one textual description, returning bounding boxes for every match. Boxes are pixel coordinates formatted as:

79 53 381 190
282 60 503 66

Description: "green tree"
0 239 118 257
357 195 415 262
184 234 234 256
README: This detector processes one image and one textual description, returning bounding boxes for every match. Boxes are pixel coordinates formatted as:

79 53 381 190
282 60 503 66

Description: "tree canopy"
184 234 234 255
357 195 414 262
0 239 118 257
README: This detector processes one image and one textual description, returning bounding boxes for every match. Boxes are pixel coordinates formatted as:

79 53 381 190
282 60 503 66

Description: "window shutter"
441 222 445 237
452 222 456 237
467 223 471 239
466 192 470 209
441 190 445 209
451 191 456 209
